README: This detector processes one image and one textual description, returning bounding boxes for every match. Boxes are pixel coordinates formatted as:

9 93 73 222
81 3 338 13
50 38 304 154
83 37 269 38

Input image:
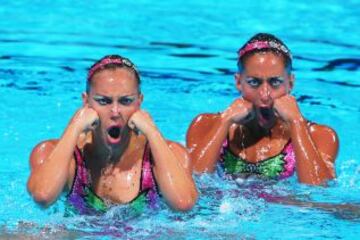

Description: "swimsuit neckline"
69 141 155 203
225 138 291 165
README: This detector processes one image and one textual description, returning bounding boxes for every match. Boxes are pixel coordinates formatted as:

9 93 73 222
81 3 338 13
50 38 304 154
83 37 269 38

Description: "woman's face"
84 68 142 145
236 51 294 128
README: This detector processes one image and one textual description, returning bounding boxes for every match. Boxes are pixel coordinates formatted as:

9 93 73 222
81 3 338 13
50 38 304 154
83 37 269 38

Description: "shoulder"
29 139 58 169
166 140 191 171
188 113 222 128
308 122 339 162
308 123 338 143
186 113 221 137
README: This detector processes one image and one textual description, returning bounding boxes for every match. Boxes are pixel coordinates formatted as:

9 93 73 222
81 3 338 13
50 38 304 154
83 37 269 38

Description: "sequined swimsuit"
66 143 158 215
219 138 296 179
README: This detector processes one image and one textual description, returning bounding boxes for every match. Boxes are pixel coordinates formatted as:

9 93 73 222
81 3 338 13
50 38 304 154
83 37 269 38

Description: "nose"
259 83 272 105
110 102 121 117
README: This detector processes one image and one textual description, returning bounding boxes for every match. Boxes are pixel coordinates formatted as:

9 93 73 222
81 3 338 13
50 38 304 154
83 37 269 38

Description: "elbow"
172 198 197 212
193 164 215 174
30 190 54 208
298 175 335 186
27 181 54 207
171 191 198 212
297 165 336 186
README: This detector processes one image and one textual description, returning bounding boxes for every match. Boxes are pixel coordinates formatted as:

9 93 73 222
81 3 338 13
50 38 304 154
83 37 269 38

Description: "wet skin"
28 67 198 211
187 51 339 185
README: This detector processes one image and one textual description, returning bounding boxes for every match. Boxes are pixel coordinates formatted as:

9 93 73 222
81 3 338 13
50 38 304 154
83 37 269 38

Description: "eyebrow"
93 93 138 98
246 76 284 80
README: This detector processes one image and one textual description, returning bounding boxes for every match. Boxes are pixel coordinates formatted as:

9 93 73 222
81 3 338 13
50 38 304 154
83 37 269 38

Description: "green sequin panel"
222 149 285 178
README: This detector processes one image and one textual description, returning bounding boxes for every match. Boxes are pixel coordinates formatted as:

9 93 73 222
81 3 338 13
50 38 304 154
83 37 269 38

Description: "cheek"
271 87 288 99
240 86 257 101
121 105 140 120
94 107 108 122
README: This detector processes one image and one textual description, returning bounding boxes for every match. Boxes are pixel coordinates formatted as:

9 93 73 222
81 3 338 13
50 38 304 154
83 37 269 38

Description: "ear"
288 74 295 93
138 93 144 105
82 92 89 106
235 73 243 92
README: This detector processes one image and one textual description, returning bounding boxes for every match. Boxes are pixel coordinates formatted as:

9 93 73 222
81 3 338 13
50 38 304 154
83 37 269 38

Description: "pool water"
0 0 360 239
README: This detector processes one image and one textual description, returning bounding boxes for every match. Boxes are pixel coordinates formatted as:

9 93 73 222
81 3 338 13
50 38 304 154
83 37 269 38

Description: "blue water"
0 0 360 239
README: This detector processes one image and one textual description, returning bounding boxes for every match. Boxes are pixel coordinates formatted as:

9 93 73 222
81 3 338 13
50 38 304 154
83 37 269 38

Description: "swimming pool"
0 0 359 239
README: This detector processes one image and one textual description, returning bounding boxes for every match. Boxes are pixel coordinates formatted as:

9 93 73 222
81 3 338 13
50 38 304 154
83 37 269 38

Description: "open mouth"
107 126 121 139
259 107 274 120
257 107 276 128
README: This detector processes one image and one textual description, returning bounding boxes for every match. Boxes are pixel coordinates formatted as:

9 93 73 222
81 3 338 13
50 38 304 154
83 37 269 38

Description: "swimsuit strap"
74 146 89 185
220 137 229 158
279 140 296 179
140 142 156 191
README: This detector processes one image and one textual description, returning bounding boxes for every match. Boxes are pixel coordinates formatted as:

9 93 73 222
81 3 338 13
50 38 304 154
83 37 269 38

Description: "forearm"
146 129 198 211
190 115 231 173
28 123 80 205
289 118 334 185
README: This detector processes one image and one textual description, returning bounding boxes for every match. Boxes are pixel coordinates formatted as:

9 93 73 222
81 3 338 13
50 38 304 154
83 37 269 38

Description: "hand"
127 110 157 137
273 95 303 122
222 98 254 124
70 106 99 134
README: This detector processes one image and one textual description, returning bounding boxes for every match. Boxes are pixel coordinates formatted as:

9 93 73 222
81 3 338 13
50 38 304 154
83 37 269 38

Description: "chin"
255 107 276 129
258 121 275 130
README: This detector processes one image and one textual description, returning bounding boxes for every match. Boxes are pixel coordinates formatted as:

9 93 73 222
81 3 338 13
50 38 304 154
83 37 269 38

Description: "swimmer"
186 33 339 185
28 55 198 214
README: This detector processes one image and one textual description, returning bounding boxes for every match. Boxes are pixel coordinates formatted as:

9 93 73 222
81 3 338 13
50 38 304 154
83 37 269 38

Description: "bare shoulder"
309 123 339 162
188 113 221 129
309 123 338 143
29 139 77 190
166 140 191 171
186 113 221 144
29 139 59 169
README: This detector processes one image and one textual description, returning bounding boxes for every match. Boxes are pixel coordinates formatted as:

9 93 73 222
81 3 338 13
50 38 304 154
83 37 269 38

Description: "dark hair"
237 33 292 73
86 55 141 93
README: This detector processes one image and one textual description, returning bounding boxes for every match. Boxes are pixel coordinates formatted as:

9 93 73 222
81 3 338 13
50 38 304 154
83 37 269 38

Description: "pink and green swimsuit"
219 139 296 179
66 144 158 215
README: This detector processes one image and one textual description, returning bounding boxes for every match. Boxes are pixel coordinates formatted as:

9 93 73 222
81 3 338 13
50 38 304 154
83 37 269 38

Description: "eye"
269 78 284 88
119 96 136 106
94 97 112 106
246 78 261 88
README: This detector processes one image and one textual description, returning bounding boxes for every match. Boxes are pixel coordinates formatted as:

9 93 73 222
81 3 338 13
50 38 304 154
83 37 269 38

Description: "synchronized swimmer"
28 33 342 216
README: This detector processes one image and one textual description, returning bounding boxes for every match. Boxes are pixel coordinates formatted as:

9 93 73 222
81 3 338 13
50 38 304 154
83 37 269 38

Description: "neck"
87 128 132 166
245 119 272 138
243 117 288 139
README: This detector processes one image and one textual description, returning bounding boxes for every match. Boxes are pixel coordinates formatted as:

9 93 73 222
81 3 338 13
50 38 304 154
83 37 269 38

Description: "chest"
228 124 290 163
88 149 147 204
228 137 289 163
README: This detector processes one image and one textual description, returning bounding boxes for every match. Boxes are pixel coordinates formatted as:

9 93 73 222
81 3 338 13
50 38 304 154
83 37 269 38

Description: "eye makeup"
93 94 138 106
245 76 285 89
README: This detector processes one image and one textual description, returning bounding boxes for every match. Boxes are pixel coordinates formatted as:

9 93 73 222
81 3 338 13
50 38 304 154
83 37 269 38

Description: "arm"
27 107 98 206
186 98 253 173
274 95 339 185
289 119 338 184
128 110 198 211
186 114 231 173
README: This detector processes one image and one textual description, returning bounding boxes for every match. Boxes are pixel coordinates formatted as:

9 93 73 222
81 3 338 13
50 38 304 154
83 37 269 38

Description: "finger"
128 119 135 129
241 110 255 124
91 118 99 128
273 109 280 118
133 127 141 136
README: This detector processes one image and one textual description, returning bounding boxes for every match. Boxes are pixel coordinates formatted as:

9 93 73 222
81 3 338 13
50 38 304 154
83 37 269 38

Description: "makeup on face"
90 93 140 145
245 76 286 89
92 94 139 107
